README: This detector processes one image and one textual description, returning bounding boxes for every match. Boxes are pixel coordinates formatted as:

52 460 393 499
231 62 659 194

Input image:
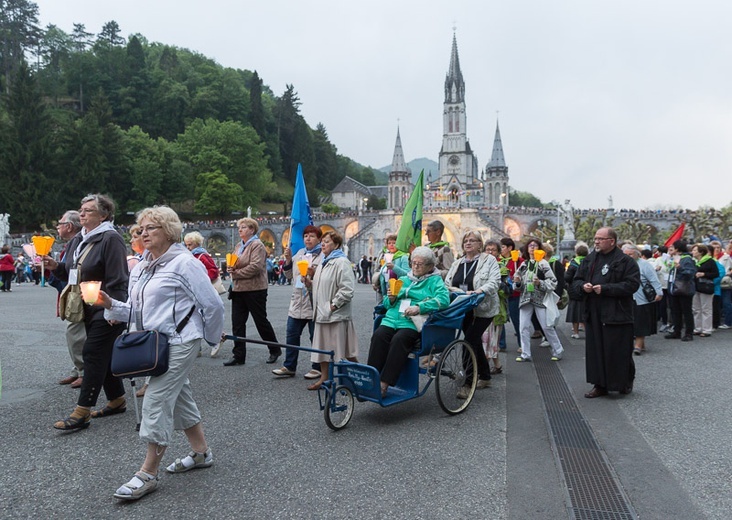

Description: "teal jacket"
376 253 410 295
381 270 450 331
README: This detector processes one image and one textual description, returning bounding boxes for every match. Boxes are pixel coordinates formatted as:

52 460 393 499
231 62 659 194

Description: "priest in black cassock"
571 227 640 398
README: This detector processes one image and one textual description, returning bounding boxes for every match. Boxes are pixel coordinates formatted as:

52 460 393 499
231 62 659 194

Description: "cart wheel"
435 339 477 415
324 385 355 430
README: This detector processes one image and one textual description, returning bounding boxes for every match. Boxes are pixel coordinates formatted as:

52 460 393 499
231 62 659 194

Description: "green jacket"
381 271 450 331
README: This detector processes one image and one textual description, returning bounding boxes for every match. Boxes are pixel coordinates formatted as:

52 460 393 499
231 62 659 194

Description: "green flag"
396 169 424 253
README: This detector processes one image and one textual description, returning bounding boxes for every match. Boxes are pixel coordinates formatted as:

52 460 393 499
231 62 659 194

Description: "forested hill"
0 2 382 230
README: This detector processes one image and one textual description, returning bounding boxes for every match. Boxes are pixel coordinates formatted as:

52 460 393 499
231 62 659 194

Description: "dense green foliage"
0 3 376 230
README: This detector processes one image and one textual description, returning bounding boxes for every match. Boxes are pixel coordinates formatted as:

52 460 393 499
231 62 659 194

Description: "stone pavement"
0 282 730 519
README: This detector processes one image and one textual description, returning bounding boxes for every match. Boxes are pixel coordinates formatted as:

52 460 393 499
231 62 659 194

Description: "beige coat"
285 248 324 320
312 255 355 324
230 239 268 292
444 252 501 318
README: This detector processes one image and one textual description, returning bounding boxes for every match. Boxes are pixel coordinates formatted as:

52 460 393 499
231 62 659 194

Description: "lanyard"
463 258 478 281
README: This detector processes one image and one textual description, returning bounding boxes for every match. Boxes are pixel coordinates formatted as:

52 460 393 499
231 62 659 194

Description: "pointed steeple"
487 121 506 168
390 126 408 173
444 33 465 103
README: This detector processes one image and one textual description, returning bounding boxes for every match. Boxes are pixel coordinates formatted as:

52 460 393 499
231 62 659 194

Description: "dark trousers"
1 271 12 291
462 312 493 381
669 293 694 337
78 319 126 407
658 289 669 325
713 294 721 329
367 326 420 386
231 289 280 362
283 317 318 371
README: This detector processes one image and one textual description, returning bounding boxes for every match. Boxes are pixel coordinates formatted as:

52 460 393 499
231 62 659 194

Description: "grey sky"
33 0 732 210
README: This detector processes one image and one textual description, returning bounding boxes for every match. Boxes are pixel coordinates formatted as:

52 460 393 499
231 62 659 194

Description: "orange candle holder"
296 259 310 276
32 236 55 256
226 253 238 267
533 250 546 262
510 250 520 262
389 278 403 295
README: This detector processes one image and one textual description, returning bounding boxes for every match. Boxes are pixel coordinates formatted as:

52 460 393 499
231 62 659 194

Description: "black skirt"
633 301 657 337
565 298 585 323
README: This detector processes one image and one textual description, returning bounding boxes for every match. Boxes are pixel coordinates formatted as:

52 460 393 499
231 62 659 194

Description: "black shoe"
266 353 281 364
664 333 681 339
681 335 693 342
223 358 245 366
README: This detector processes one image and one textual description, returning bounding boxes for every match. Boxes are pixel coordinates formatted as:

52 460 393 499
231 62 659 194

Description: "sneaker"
114 472 159 500
570 333 580 339
272 366 296 377
456 386 471 399
476 379 492 389
210 340 224 358
551 355 562 361
540 339 550 347
659 324 668 332
165 449 213 473
515 356 531 362
719 324 730 330
304 369 321 380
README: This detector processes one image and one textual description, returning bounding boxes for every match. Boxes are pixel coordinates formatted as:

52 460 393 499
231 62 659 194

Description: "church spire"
487 120 506 168
444 32 465 103
390 126 408 173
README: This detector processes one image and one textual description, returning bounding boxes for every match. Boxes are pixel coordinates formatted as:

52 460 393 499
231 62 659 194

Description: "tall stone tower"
485 120 509 206
436 33 480 207
388 127 412 210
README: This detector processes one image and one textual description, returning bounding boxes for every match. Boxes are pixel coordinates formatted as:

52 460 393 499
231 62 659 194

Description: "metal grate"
533 348 638 520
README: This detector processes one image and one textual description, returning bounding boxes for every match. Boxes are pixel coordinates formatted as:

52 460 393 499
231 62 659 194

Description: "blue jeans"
722 289 732 327
284 317 318 371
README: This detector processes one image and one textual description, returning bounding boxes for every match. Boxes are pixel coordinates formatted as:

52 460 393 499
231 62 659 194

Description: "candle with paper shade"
533 249 546 262
510 250 520 262
296 259 310 276
79 281 102 304
389 278 403 295
383 252 394 264
226 253 238 267
32 236 55 256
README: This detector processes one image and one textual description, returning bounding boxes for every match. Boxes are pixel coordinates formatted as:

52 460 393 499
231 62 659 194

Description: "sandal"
53 413 91 431
307 381 323 391
90 402 127 419
165 449 213 473
490 366 503 375
113 472 159 500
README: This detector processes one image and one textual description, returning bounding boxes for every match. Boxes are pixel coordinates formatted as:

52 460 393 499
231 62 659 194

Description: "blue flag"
289 163 313 254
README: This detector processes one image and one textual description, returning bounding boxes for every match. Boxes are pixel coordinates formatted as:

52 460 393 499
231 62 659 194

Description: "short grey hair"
410 246 436 268
622 244 640 258
136 206 183 243
63 210 82 231
80 193 115 222
184 231 205 247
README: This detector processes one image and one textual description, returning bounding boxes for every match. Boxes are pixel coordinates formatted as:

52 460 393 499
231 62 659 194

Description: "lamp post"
499 192 506 234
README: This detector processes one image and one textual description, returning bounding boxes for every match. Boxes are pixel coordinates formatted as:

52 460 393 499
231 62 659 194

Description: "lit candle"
79 281 102 304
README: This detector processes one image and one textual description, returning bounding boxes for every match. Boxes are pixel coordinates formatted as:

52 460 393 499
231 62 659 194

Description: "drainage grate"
533 348 638 520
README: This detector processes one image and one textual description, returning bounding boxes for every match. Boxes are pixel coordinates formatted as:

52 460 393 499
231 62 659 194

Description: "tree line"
0 0 381 230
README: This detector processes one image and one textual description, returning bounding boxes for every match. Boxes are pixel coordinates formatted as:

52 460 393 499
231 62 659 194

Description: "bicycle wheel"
435 339 477 415
324 385 355 430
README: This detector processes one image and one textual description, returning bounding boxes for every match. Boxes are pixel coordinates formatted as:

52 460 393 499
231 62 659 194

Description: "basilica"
332 33 510 212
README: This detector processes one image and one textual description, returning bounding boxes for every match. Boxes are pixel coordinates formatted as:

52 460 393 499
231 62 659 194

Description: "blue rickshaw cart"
224 292 484 431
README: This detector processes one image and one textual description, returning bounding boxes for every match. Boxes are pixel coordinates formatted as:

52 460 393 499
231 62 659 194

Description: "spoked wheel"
435 340 477 415
324 385 355 430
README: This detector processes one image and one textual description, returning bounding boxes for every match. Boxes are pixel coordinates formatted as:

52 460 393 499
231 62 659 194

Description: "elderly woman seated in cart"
367 246 450 397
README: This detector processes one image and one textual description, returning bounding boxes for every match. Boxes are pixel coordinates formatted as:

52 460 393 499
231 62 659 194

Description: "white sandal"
113 472 159 500
165 449 213 473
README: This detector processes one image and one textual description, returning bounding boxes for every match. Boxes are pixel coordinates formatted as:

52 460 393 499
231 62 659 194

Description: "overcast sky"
33 0 732 210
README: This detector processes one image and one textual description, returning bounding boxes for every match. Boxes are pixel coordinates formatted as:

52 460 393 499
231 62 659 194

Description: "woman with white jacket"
305 230 358 390
444 230 501 394
100 206 224 501
513 238 564 362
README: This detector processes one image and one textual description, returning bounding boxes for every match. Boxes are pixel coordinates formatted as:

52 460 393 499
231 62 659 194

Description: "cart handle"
222 334 335 360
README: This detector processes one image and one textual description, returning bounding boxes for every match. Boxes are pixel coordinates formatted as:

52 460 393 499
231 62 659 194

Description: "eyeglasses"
464 239 480 243
411 262 428 268
139 225 162 234
594 237 613 241
57 222 70 226
78 208 97 215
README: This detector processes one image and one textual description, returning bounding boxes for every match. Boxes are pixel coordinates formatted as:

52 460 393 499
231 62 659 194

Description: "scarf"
236 235 259 255
572 255 585 266
393 250 407 260
404 268 440 298
190 246 209 256
429 241 449 249
73 221 115 263
696 254 712 267
322 248 346 267
306 243 322 256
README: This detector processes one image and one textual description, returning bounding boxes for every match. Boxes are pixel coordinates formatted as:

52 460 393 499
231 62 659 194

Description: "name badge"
399 299 411 313
459 284 468 292
68 269 79 285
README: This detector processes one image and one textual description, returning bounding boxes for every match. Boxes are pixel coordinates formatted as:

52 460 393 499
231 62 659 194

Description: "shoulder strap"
74 242 95 281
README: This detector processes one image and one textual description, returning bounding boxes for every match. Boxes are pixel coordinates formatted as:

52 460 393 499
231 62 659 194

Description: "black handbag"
695 277 715 295
642 280 657 302
111 306 195 378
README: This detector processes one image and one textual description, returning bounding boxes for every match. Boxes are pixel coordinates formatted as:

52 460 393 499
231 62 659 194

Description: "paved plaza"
0 282 730 519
